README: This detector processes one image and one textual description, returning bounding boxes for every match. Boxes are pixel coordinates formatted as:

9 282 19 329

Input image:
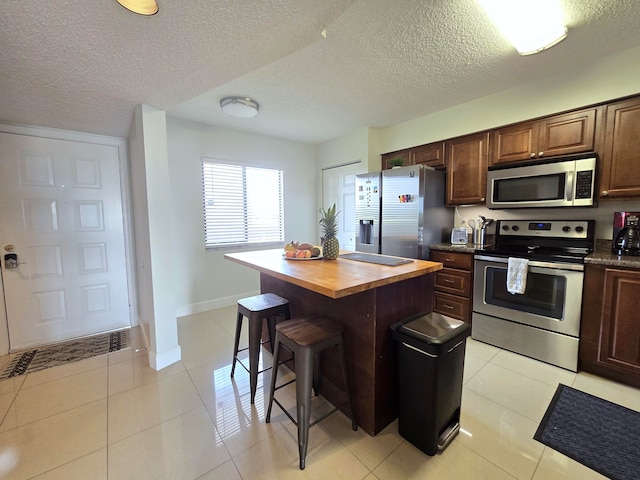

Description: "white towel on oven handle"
507 257 529 294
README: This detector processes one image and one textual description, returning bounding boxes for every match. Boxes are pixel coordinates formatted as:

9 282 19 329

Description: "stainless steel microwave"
486 155 596 209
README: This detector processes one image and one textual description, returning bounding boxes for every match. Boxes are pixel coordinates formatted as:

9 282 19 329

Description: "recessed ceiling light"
479 0 567 55
220 97 260 118
116 0 159 16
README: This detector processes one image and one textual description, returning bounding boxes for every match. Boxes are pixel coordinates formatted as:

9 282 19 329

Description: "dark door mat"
340 252 413 266
0 330 130 379
534 384 640 480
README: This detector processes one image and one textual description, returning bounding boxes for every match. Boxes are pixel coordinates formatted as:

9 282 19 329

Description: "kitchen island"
225 249 443 435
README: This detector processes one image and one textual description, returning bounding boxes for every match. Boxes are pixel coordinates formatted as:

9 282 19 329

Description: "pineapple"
319 203 340 260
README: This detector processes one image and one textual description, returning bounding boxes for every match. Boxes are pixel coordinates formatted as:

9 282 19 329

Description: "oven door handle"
474 255 584 271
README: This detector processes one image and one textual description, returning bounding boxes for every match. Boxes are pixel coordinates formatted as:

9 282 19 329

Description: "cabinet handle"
601 190 609 196
445 258 455 262
441 304 455 309
480 197 485 202
530 153 536 158
538 152 544 157
443 279 455 283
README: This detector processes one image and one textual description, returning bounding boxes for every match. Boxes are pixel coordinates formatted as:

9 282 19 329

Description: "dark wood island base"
261 271 435 435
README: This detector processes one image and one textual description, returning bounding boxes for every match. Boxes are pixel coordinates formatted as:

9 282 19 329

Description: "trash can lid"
400 312 468 343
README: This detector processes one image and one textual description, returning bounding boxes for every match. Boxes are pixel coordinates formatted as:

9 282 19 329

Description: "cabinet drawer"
435 268 471 296
433 292 470 323
430 251 472 271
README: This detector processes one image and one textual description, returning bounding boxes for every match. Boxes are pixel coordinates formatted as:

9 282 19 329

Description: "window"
202 159 284 249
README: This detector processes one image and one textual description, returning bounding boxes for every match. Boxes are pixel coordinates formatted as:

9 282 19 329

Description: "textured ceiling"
1 0 640 144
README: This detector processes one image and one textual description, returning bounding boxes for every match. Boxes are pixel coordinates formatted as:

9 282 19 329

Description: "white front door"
0 132 131 350
322 162 365 252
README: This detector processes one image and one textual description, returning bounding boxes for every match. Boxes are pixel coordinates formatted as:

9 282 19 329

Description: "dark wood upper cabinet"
599 97 640 199
381 144 445 170
490 122 538 165
490 108 597 166
446 132 489 205
410 142 445 169
378 93 640 201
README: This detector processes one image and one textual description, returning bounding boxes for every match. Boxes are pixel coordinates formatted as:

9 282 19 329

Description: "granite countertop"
585 240 640 268
430 240 640 269
429 243 477 254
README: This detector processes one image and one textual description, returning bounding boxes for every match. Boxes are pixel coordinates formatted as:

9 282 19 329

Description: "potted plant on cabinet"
388 157 405 168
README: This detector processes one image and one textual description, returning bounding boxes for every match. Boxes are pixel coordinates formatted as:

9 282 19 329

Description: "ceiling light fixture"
220 96 260 118
479 0 567 55
116 0 159 16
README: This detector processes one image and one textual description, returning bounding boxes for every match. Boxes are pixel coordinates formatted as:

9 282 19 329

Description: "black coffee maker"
613 212 640 256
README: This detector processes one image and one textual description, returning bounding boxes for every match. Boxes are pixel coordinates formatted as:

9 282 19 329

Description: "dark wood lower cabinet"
430 250 473 323
580 264 640 388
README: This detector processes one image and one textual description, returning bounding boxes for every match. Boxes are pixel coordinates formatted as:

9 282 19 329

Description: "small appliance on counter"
613 211 640 256
450 227 468 245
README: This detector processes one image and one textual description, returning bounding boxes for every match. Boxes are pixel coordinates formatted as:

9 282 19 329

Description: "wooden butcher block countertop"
225 249 443 299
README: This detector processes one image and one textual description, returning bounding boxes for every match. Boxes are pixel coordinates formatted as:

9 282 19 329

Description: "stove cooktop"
476 219 595 264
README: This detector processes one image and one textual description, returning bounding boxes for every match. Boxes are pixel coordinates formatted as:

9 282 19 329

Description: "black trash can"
390 311 471 455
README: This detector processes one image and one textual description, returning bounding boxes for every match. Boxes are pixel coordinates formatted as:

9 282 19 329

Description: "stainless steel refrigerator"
355 165 452 259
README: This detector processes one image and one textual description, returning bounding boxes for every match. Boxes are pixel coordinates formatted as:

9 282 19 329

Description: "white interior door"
322 162 365 252
0 132 131 350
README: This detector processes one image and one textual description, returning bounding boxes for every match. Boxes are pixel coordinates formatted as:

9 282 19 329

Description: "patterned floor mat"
0 330 130 379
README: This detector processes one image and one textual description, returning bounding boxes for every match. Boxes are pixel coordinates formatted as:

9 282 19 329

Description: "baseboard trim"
176 291 259 317
149 344 182 371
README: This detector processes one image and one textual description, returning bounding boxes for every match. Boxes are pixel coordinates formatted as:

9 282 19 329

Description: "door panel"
322 162 364 252
0 132 130 350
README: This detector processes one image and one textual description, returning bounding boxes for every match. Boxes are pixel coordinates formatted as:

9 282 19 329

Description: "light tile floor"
0 305 638 479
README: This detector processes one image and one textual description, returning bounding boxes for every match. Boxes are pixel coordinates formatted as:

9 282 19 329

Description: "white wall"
166 117 318 316
377 44 640 153
129 105 181 370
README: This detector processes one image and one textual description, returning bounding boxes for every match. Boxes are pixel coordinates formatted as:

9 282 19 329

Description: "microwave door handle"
565 171 574 202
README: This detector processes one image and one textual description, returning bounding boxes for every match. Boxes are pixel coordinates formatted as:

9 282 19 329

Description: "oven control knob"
501 225 509 231
512 225 519 231
562 226 571 233
575 226 584 233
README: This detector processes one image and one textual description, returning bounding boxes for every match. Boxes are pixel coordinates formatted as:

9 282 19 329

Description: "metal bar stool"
230 293 291 404
265 315 357 470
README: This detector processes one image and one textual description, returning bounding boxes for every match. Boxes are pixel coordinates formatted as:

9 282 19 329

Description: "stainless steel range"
472 220 595 371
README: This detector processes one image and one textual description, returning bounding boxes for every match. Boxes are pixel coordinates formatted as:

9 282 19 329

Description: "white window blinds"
202 160 284 248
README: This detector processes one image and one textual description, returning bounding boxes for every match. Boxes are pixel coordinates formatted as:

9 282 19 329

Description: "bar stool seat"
230 293 291 404
266 315 357 470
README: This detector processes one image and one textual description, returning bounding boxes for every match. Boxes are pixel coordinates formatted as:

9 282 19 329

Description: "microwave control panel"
575 170 594 199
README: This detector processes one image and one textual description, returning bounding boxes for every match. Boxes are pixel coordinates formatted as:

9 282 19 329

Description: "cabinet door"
446 132 489 205
538 108 597 158
600 97 640 198
490 122 538 165
599 268 640 375
381 149 410 170
410 142 445 169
